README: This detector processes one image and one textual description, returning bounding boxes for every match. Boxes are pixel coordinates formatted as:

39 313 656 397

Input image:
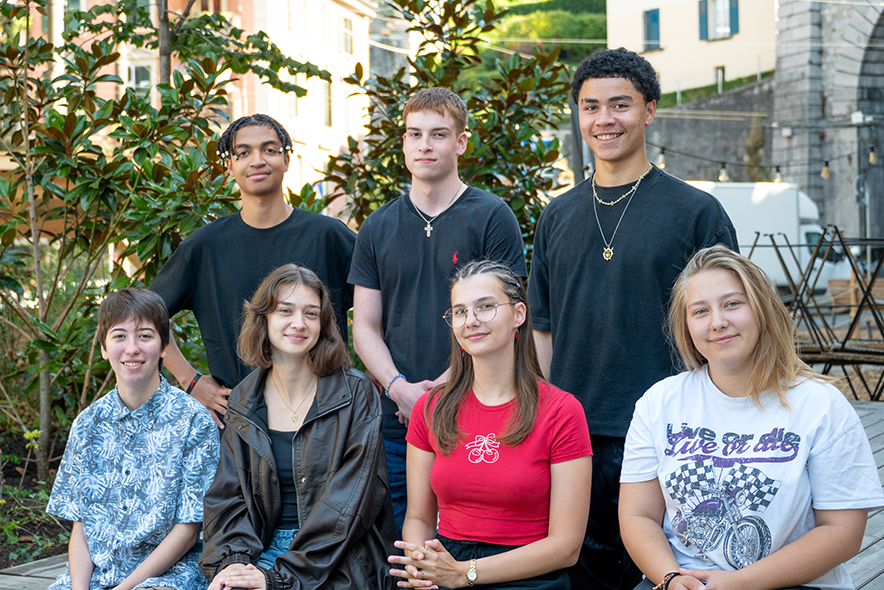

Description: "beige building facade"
607 0 778 94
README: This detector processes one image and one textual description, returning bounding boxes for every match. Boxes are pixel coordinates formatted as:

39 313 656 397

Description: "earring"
515 327 520 340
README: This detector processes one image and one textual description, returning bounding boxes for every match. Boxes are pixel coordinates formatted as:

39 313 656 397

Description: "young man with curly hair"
528 48 738 590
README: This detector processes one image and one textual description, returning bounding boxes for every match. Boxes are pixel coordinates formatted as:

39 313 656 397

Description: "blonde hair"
403 87 468 135
668 245 823 408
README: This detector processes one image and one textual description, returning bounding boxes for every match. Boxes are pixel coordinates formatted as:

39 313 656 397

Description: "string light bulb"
718 162 730 182
655 148 666 169
820 159 830 179
774 166 783 183
870 146 878 165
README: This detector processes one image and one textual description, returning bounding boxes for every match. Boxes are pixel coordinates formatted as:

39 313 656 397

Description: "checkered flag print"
721 463 782 512
664 459 717 504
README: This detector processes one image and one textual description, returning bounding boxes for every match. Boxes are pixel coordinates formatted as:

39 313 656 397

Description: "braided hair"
426 259 543 455
216 114 294 161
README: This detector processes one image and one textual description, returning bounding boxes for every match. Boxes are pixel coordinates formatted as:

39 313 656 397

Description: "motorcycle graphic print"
465 433 500 464
664 459 781 568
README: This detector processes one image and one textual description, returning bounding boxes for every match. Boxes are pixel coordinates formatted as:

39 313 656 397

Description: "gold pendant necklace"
271 369 316 423
411 182 465 238
591 168 650 261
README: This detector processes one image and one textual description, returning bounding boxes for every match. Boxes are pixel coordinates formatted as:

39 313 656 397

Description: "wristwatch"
466 558 478 587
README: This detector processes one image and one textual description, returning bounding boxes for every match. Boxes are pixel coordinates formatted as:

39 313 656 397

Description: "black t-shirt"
528 166 738 437
150 209 356 389
349 187 527 437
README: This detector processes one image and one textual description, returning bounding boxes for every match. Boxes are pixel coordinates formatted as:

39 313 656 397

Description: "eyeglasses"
443 301 515 328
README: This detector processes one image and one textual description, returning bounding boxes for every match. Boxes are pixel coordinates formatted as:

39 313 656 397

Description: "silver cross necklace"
411 182 465 237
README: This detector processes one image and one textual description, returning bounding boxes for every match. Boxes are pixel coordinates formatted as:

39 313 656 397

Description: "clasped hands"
389 539 466 589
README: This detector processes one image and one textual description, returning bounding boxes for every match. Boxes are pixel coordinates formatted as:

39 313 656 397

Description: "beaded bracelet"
185 372 202 395
384 373 406 399
653 572 681 590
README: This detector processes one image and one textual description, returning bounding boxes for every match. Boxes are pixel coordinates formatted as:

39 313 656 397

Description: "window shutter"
650 9 660 49
699 0 708 40
730 0 739 35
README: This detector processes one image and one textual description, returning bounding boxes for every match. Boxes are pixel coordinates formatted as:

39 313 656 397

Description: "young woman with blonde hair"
620 245 883 590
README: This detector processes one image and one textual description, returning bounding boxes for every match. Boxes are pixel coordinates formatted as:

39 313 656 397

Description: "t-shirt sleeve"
527 213 551 331
406 393 434 452
620 389 661 483
347 216 380 290
548 389 592 464
149 239 196 317
484 202 527 277
46 414 88 521
176 408 221 523
806 391 884 511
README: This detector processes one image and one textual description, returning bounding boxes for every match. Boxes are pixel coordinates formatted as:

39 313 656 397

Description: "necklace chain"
592 165 652 206
271 369 316 424
411 181 465 238
591 167 651 261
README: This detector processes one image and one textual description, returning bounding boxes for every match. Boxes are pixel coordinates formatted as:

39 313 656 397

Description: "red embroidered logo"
452 252 459 264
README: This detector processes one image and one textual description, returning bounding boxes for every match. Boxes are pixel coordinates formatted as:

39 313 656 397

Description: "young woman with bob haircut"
620 245 884 590
199 264 396 590
389 259 592 589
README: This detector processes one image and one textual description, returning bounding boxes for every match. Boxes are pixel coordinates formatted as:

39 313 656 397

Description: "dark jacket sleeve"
198 418 268 581
269 374 387 590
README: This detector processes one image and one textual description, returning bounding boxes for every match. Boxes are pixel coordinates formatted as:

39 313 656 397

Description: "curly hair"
571 47 661 105
216 114 294 161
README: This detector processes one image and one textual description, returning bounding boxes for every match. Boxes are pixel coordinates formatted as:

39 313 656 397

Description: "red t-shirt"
406 381 592 545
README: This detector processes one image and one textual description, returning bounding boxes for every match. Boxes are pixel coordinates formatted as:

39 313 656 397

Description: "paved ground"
2 401 883 590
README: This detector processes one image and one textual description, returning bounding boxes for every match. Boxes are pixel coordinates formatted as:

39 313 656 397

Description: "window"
322 80 332 127
288 0 306 32
128 65 152 98
199 0 225 13
699 0 738 40
644 9 660 51
339 17 353 54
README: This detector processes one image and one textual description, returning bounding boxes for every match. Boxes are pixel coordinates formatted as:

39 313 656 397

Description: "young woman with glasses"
388 259 592 589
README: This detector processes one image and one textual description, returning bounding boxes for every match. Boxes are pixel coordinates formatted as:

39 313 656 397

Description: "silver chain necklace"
411 182 465 238
591 170 647 261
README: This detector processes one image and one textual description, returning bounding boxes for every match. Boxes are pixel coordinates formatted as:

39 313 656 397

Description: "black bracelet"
653 572 681 590
185 372 202 394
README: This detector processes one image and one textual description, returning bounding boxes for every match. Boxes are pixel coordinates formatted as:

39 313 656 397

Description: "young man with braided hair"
349 87 527 534
150 114 356 428
527 48 738 590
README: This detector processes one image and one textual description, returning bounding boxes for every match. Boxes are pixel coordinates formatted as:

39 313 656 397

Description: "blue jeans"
384 436 407 537
256 528 298 569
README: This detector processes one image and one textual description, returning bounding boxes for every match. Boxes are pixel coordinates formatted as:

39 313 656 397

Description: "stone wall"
646 77 775 184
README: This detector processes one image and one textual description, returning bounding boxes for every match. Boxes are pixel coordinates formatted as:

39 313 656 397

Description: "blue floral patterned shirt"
47 376 220 590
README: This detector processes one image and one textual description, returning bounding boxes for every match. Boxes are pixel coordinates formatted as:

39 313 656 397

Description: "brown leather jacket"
199 367 396 590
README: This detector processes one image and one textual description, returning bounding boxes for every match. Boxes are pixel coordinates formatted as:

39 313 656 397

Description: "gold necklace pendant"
290 411 298 423
424 221 433 237
603 246 614 261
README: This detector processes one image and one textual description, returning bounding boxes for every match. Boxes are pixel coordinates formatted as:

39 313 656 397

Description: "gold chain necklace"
271 369 317 423
411 181 465 238
591 168 650 261
592 165 653 206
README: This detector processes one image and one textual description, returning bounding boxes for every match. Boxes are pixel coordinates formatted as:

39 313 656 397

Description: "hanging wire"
645 140 865 175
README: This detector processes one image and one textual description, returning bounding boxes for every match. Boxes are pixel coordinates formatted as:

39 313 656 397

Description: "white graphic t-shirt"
622 367 884 590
